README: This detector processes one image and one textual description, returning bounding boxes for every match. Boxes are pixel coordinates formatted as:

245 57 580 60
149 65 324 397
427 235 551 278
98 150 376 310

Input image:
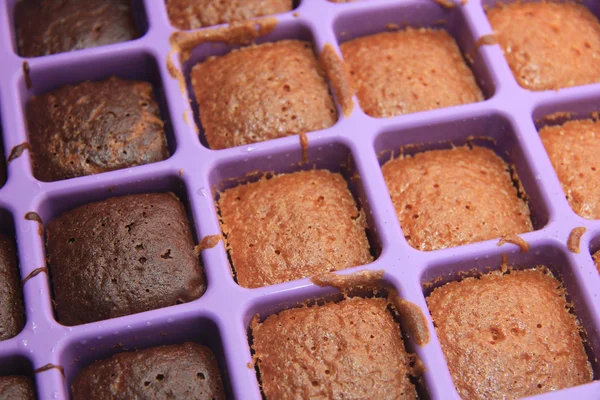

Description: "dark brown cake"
0 376 36 400
252 297 416 399
45 193 205 325
166 0 292 30
427 268 592 399
15 0 139 57
0 234 25 341
27 76 168 182
0 140 5 187
72 342 225 400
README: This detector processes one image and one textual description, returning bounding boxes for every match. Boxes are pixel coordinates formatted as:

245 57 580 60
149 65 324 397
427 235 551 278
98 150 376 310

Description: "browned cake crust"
340 28 482 118
0 376 36 400
167 0 292 30
427 268 593 399
540 119 600 219
191 40 337 149
488 1 600 91
0 234 24 341
71 342 225 400
252 297 416 399
15 0 139 58
46 193 205 325
382 146 532 251
218 170 372 288
27 77 168 182
593 250 600 273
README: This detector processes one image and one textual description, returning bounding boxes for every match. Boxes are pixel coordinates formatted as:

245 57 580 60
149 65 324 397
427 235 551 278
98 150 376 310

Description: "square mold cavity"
5 0 149 58
180 20 340 149
374 112 550 233
245 278 429 399
59 316 231 398
16 50 177 181
208 139 382 286
421 241 600 380
333 0 495 101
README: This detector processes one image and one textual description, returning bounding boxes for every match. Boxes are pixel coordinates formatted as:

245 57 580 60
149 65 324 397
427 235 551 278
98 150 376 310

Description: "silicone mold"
2 0 600 399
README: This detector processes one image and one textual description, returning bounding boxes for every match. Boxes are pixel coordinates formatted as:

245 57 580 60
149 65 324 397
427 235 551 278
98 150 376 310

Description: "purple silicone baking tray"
2 0 600 399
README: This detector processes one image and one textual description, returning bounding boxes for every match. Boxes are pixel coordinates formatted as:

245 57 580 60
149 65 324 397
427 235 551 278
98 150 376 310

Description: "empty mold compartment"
333 0 494 118
179 20 340 150
6 0 149 58
421 242 600 398
59 316 231 399
34 173 207 327
374 112 549 252
209 139 381 288
246 276 429 399
16 50 176 182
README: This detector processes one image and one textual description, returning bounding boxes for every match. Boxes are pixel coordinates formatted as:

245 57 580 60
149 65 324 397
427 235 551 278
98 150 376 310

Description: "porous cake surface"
166 0 292 30
218 170 372 288
340 28 483 118
45 193 205 325
487 1 600 91
540 119 600 219
0 376 36 400
427 268 593 400
382 146 532 251
15 0 139 57
0 234 24 341
251 297 416 399
27 77 168 182
191 40 337 149
71 342 225 400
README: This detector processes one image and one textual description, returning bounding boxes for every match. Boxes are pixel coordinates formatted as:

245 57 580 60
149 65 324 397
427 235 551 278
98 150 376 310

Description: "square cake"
167 0 292 30
251 297 416 399
217 170 372 288
540 119 600 219
381 146 532 251
487 1 600 91
15 0 139 57
340 28 483 118
191 40 337 149
45 193 205 325
27 76 168 182
0 376 35 400
0 234 25 341
427 268 592 399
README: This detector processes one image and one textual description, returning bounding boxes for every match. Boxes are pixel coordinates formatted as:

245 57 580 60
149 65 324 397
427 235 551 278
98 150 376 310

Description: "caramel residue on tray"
431 0 455 9
461 0 468 5
246 362 253 369
319 43 354 117
410 353 427 376
194 234 223 255
24 211 43 236
476 34 498 48
22 61 32 89
568 227 586 254
386 23 400 31
311 269 385 291
7 142 32 165
389 290 430 346
536 111 573 126
22 267 48 286
179 168 184 177
299 132 309 164
497 233 530 252
34 363 64 376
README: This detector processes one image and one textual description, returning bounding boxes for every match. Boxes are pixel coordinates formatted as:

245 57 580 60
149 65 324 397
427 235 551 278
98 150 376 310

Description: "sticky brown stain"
311 270 385 291
389 291 430 346
299 132 309 164
22 267 48 286
179 168 184 177
7 142 32 165
568 227 586 254
22 61 32 89
34 363 64 376
319 44 354 118
476 34 498 48
431 0 455 8
246 362 254 369
293 12 299 17
461 0 468 5
194 234 223 255
24 211 43 236
409 353 427 376
497 234 530 252
386 23 400 31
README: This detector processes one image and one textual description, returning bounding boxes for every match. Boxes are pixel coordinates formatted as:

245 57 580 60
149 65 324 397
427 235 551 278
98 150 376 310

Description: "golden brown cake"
427 268 592 399
340 28 482 118
252 297 416 399
593 250 600 273
540 119 600 219
218 170 372 288
191 40 337 149
487 1 600 91
381 146 532 251
166 0 292 30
